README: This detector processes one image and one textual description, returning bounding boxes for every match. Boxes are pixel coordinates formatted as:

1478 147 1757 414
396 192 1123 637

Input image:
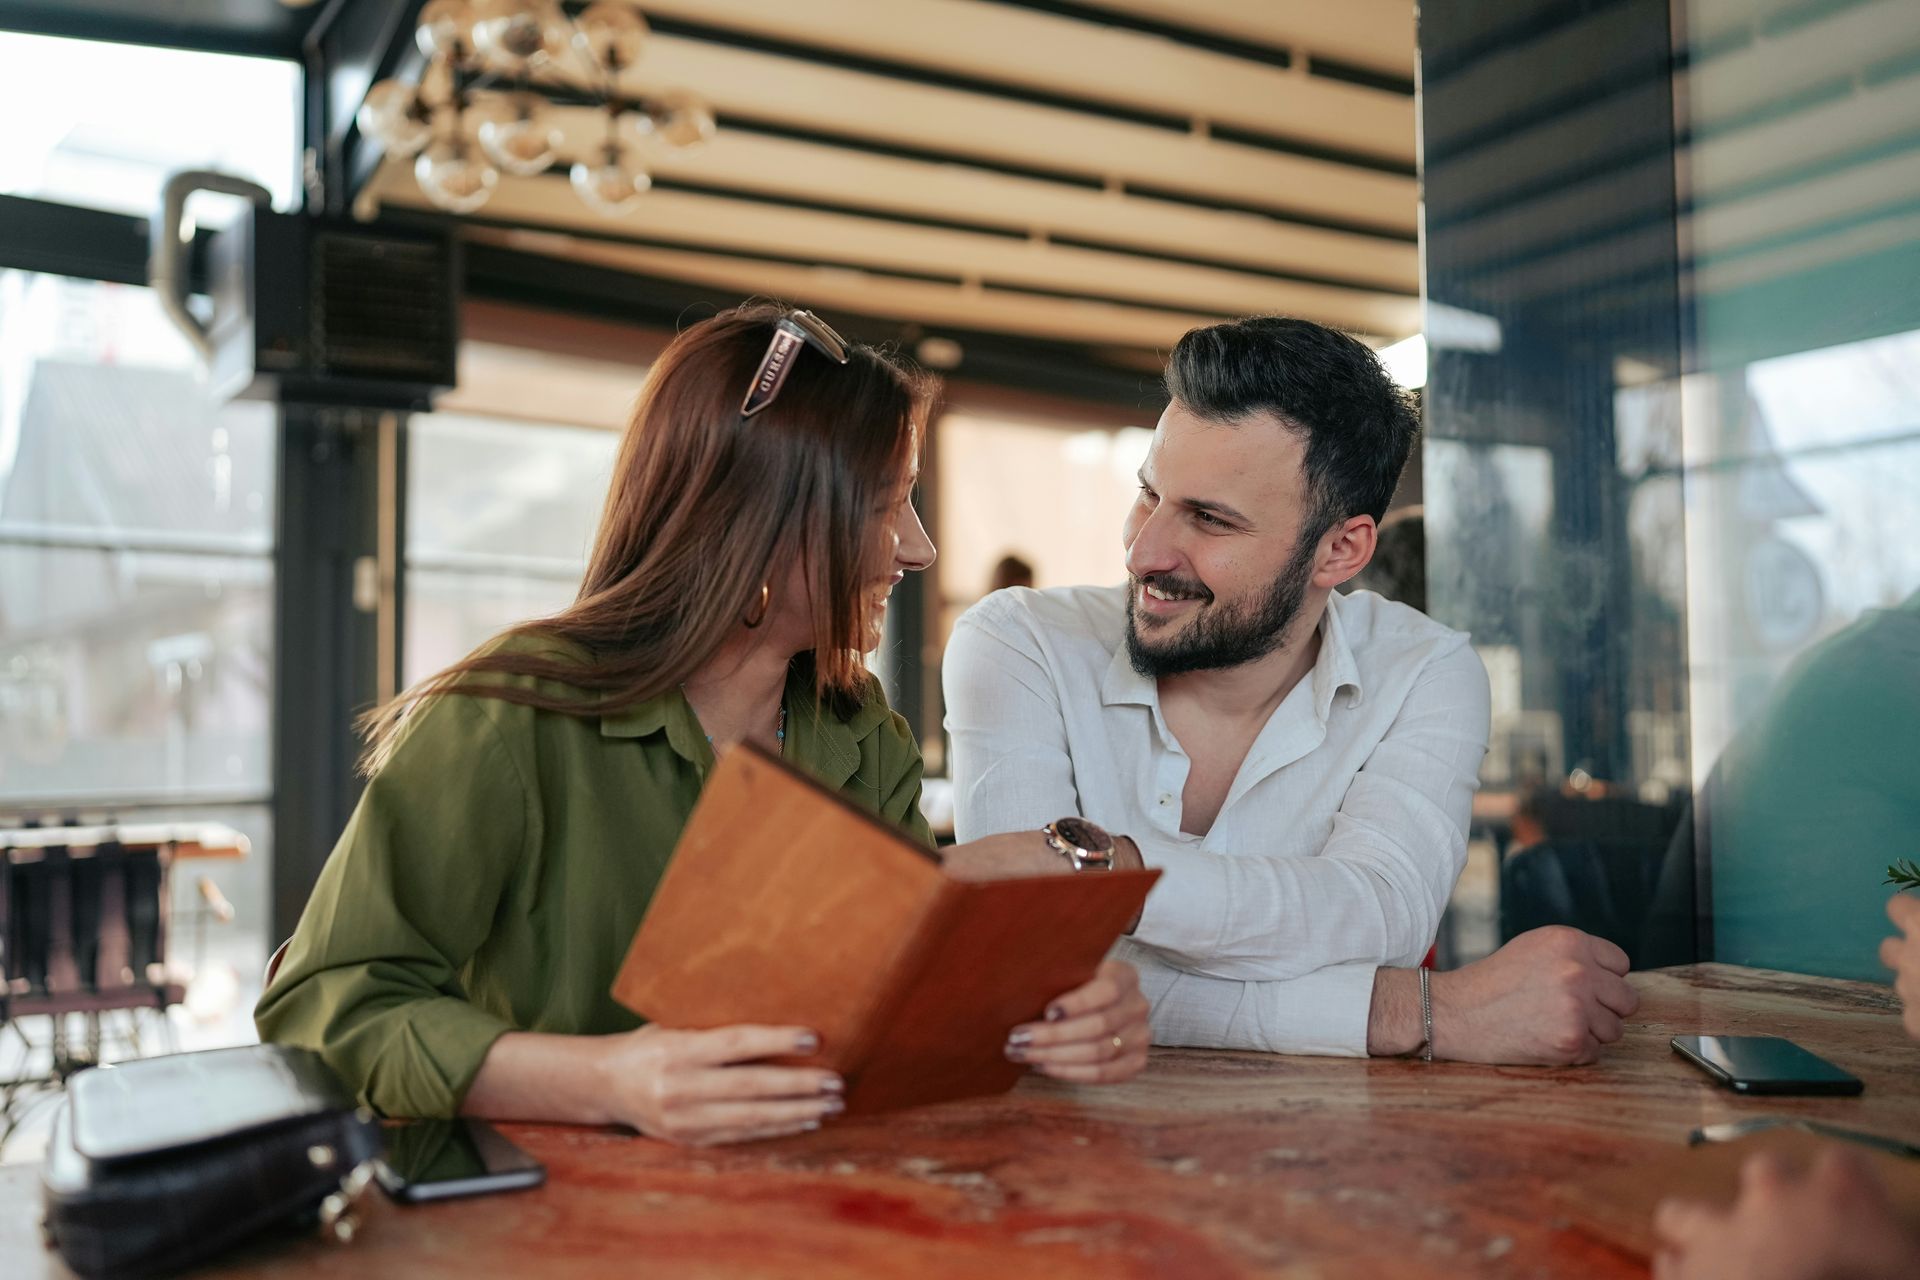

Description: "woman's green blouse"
254 645 932 1119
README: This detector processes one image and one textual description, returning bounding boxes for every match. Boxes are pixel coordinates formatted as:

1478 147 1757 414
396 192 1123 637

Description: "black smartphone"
1671 1034 1864 1096
374 1118 547 1203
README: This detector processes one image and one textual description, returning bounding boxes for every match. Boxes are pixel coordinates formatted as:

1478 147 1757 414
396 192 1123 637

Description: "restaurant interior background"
0 0 1915 1153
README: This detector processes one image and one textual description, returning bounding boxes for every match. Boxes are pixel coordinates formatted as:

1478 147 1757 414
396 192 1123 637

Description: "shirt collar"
597 657 893 788
1097 592 1366 719
1312 590 1366 719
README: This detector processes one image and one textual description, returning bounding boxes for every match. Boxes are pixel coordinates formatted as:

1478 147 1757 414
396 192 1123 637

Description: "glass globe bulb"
651 89 716 150
415 138 499 213
357 79 432 155
617 107 657 147
415 0 475 61
573 0 649 73
471 1 570 70
570 145 652 217
479 98 563 176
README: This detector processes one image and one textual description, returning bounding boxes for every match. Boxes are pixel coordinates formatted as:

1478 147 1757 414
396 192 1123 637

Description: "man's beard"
1126 532 1318 678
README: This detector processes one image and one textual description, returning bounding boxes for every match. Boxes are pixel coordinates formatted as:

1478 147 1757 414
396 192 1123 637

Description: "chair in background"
0 822 245 1147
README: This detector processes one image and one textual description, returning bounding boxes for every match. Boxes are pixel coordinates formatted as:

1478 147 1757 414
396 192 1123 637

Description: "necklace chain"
683 684 787 746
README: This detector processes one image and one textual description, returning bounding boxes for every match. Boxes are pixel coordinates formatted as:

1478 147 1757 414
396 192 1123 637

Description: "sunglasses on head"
741 309 850 418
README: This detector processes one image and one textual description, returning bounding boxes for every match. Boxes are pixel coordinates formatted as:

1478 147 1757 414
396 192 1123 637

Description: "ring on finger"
1110 1034 1125 1056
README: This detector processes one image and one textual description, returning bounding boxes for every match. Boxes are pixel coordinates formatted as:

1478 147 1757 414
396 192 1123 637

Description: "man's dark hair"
1164 316 1419 539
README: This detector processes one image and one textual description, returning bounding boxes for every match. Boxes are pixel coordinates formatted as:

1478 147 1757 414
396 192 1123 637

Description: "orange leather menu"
612 743 1160 1114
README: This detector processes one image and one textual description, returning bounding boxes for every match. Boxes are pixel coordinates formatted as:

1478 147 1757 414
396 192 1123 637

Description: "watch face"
1052 817 1113 856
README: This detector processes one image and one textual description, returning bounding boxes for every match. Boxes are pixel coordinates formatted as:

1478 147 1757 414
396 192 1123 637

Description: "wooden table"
7 964 1917 1279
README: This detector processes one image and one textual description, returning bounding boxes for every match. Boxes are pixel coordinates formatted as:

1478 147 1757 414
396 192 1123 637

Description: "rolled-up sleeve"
255 694 531 1118
1121 943 1377 1057
1127 640 1490 980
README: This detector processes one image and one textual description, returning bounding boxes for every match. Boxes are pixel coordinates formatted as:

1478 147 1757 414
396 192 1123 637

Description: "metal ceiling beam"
303 0 425 217
0 0 313 58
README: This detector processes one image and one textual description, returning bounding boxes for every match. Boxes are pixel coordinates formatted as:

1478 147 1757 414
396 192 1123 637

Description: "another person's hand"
1430 926 1639 1065
1653 1147 1920 1280
941 830 1073 880
596 1023 843 1146
1004 960 1151 1083
1879 893 1920 1040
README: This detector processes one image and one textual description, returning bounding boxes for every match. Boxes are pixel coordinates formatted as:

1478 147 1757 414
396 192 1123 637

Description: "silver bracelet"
1419 966 1434 1063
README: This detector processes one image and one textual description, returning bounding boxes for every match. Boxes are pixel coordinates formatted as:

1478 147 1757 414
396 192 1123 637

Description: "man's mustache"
1132 572 1213 604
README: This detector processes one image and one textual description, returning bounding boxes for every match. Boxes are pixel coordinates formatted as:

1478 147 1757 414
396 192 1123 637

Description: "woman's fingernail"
1007 1029 1034 1048
795 1032 820 1053
1004 1045 1029 1063
802 1120 822 1132
1045 1004 1067 1022
820 1076 844 1094
822 1097 846 1115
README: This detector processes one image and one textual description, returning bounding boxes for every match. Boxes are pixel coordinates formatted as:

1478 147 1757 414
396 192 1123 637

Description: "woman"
256 304 1150 1147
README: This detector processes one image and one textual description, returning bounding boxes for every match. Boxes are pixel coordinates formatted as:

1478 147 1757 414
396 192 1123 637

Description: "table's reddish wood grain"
6 964 1917 1278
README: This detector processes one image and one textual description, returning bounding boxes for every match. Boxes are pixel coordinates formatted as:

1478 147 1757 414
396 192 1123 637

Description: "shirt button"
1158 794 1172 806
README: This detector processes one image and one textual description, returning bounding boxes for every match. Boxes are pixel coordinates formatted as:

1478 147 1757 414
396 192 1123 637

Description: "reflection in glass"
1420 0 1920 975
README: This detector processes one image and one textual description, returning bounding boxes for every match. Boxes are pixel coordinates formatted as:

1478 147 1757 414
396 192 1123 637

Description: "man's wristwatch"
1042 817 1116 872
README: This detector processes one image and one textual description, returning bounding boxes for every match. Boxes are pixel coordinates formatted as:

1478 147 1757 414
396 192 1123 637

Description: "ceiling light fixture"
354 0 716 218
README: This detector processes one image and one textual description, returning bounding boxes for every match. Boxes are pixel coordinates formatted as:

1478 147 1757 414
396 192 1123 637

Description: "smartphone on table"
374 1118 547 1203
1671 1034 1864 1096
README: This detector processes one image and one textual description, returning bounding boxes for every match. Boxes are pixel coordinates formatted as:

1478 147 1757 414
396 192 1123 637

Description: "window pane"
0 34 299 222
0 272 276 549
404 568 584 688
405 413 620 682
407 414 617 562
935 413 1153 639
1673 1 1920 982
0 546 272 804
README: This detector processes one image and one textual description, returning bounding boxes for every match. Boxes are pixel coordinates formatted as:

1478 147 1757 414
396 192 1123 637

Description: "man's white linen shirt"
943 584 1491 1057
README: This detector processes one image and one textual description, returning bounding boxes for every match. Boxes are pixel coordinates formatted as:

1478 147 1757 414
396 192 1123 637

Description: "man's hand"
1879 894 1920 1040
941 831 1073 880
1653 1147 1920 1280
1433 926 1638 1064
1369 926 1639 1064
1004 960 1151 1084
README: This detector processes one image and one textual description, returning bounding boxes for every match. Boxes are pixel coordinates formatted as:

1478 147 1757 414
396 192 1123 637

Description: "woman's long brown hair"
357 302 931 774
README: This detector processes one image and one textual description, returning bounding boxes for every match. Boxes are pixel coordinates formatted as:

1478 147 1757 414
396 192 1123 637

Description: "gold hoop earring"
742 581 772 629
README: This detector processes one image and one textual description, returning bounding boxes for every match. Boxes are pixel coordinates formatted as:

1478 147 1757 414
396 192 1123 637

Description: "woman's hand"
594 1024 844 1146
1653 1147 1920 1280
1879 894 1920 1040
1004 960 1151 1083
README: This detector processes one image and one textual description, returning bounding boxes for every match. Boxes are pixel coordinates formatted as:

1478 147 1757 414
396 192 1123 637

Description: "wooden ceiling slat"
1053 0 1415 78
629 0 1415 165
399 107 1417 289
464 224 1230 349
373 172 1420 337
555 35 1417 232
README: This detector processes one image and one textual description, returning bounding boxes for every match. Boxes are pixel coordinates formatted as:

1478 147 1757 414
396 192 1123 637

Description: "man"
942 315 1637 1065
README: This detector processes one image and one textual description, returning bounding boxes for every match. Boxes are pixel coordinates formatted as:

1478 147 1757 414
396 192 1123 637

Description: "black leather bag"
40 1044 383 1279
